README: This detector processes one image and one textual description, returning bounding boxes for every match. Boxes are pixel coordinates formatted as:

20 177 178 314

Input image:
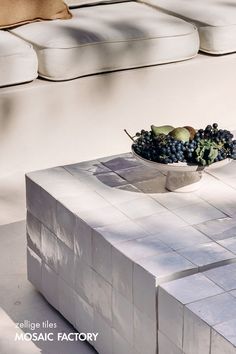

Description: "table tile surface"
26 153 236 354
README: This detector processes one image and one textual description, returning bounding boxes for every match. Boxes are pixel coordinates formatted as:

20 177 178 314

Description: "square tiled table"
26 153 236 354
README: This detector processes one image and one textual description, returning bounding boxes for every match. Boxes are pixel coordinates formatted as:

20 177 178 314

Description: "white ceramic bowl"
132 148 232 173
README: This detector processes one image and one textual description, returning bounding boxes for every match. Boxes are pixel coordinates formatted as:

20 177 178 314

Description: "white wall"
1 52 236 179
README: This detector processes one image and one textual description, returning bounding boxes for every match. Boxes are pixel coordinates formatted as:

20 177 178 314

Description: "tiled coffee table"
26 153 236 354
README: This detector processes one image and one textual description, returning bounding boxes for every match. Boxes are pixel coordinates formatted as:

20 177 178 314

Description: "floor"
0 173 96 354
0 172 26 226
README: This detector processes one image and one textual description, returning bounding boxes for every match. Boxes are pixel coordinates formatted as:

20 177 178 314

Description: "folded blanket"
0 0 72 29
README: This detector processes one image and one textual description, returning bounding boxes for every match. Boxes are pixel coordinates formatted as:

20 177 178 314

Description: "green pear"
151 125 174 136
169 127 190 142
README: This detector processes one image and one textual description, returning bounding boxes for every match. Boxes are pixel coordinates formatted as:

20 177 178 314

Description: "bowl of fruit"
125 123 236 192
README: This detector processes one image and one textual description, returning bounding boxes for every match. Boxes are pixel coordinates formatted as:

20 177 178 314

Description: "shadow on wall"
0 2 203 177
218 1 236 7
0 4 159 137
0 96 16 136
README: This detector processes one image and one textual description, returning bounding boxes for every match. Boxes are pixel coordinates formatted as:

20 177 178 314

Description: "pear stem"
124 129 135 142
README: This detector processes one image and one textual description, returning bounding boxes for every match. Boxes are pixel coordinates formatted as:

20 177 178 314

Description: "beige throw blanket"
0 0 72 29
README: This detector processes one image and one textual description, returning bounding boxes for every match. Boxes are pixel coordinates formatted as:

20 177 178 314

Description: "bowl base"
166 171 203 193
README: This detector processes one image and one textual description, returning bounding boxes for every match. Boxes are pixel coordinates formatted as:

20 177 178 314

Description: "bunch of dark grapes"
132 130 189 164
192 123 236 162
132 130 156 161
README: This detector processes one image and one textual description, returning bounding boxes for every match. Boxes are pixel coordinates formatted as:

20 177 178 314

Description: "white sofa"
1 0 236 179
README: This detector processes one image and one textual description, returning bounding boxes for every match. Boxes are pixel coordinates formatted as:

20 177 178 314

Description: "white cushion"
140 0 236 54
10 2 199 81
0 31 38 87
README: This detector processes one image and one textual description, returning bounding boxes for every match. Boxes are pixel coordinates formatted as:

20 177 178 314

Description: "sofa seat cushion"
10 2 199 81
0 31 38 87
140 0 236 54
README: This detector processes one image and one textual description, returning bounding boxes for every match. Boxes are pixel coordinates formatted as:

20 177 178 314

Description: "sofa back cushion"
65 0 129 8
0 0 71 29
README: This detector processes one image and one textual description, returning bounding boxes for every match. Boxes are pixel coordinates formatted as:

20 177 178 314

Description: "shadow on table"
94 155 169 194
